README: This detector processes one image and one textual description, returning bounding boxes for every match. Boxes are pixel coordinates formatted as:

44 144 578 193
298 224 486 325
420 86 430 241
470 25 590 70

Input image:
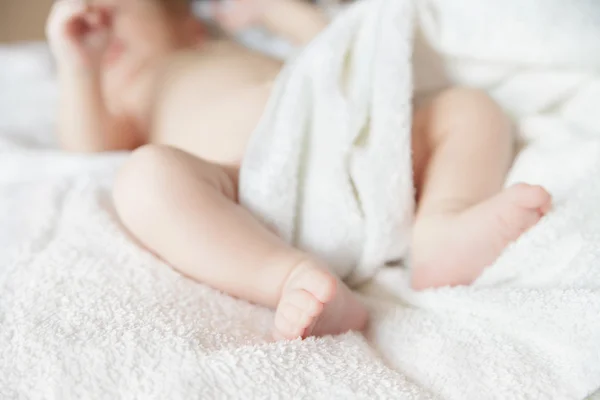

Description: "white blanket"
1 0 600 398
240 0 414 284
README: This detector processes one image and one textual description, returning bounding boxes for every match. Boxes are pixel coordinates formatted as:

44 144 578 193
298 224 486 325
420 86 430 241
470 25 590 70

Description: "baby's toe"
274 314 304 339
273 290 324 340
283 289 324 317
507 183 552 211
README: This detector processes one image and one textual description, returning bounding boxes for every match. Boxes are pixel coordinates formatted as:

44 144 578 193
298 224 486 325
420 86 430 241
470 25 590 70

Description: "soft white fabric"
239 0 415 284
1 0 600 397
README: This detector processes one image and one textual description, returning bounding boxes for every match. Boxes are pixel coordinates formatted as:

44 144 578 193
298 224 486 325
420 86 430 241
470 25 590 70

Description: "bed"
1 0 599 398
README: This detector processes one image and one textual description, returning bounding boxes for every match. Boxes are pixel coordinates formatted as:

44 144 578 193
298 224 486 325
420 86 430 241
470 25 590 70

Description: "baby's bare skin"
48 0 551 341
150 40 281 165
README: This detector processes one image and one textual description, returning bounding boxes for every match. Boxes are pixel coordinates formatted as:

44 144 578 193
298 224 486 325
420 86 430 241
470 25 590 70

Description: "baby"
47 0 551 340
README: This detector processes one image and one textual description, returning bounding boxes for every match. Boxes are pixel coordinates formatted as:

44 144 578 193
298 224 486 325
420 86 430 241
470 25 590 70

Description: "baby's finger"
82 6 112 30
65 15 89 38
84 11 101 27
47 0 87 37
96 7 114 27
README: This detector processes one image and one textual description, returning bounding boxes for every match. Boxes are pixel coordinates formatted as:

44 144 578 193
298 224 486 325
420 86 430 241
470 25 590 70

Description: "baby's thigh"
113 145 246 272
410 88 508 188
115 144 240 220
154 146 240 202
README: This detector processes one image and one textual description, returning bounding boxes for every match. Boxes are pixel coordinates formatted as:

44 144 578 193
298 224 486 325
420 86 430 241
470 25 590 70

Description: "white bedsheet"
1 0 600 396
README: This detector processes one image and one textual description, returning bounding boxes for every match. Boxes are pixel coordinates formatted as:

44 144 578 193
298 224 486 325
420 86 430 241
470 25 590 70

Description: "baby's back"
150 40 283 168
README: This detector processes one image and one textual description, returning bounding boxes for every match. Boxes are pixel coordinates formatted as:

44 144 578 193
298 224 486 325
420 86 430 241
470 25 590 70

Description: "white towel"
240 0 415 285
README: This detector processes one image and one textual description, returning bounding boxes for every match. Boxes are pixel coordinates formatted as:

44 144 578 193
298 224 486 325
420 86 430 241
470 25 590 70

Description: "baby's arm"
260 0 329 45
217 0 329 46
58 69 141 152
47 1 142 152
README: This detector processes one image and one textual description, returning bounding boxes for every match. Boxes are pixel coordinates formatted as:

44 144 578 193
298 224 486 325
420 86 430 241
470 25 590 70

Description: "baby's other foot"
411 183 552 290
273 260 368 341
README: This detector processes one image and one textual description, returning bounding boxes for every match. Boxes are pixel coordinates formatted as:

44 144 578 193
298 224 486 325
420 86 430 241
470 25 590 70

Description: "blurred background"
0 0 342 59
0 0 340 44
0 0 54 43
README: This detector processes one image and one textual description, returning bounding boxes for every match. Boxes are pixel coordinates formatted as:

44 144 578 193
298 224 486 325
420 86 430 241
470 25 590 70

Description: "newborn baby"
47 0 551 340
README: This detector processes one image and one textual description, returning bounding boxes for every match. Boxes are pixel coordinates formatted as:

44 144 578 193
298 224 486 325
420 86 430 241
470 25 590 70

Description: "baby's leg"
113 145 367 339
411 88 551 290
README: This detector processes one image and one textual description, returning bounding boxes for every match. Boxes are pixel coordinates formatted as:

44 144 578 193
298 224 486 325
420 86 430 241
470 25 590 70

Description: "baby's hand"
214 0 272 34
46 0 113 71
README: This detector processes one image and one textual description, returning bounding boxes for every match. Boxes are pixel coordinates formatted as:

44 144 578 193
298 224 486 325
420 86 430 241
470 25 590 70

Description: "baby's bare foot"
411 183 552 290
273 260 368 341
